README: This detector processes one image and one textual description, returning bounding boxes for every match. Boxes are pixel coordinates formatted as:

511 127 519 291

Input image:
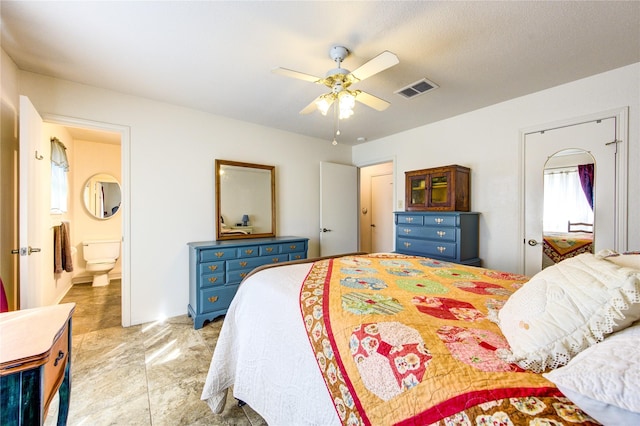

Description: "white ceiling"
2 1 639 146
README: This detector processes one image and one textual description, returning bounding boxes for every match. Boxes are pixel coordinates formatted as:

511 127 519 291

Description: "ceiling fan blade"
272 67 323 83
349 51 399 82
300 98 318 115
355 91 391 111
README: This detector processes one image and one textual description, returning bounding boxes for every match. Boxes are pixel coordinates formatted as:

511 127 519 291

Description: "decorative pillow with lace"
596 248 640 270
496 253 640 373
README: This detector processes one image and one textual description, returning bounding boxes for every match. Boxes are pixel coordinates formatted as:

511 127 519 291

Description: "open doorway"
359 161 394 253
44 115 131 326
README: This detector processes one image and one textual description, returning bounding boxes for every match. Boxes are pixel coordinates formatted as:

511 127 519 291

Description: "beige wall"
45 122 123 284
0 49 20 310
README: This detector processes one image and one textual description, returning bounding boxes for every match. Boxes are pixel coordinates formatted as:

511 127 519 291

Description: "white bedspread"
201 262 339 425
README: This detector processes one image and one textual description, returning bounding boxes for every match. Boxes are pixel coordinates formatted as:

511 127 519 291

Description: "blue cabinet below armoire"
395 211 480 266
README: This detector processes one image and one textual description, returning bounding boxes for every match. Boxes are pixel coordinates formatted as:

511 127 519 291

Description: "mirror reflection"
215 160 275 240
83 173 121 219
541 149 595 269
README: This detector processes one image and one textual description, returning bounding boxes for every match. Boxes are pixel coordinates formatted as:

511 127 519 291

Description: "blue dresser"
395 211 480 266
187 237 308 329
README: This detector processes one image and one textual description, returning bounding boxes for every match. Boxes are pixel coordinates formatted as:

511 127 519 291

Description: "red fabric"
0 277 8 312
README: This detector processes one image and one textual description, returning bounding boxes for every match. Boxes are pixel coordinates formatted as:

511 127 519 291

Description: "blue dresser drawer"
289 252 305 261
200 248 236 262
227 269 252 283
397 238 457 260
396 214 424 225
199 286 238 314
199 260 224 276
422 214 457 227
200 272 225 287
259 244 280 255
237 246 259 258
396 225 457 242
259 254 289 265
227 257 266 271
280 241 306 254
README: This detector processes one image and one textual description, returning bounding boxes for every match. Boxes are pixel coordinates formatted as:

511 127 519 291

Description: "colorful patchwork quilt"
300 253 600 426
543 233 593 264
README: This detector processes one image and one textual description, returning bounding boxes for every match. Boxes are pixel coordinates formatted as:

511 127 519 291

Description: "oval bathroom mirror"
83 173 122 219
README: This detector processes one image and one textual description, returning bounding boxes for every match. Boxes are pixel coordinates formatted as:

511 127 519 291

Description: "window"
543 167 593 233
50 138 69 213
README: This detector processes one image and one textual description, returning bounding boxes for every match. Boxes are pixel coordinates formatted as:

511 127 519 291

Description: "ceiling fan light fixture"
316 95 333 116
338 90 355 119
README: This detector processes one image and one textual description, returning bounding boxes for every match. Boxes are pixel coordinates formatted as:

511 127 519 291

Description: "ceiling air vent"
394 78 439 99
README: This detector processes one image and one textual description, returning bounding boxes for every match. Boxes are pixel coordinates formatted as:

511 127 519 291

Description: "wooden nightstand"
0 303 75 425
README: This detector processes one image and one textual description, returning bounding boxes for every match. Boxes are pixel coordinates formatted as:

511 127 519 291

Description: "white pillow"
596 249 640 271
543 322 640 425
496 253 640 372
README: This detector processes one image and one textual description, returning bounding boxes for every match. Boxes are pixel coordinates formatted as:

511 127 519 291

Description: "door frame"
518 107 628 273
370 172 394 253
43 113 132 327
355 156 397 252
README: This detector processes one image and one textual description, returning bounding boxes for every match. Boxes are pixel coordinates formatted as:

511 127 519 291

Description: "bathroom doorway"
358 160 395 253
44 115 131 327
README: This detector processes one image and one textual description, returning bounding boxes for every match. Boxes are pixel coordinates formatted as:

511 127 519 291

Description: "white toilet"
82 240 120 286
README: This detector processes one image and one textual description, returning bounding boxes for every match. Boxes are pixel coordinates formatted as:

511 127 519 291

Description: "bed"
202 251 640 425
542 232 593 268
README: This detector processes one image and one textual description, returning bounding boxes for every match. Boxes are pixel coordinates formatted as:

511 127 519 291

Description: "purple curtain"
578 163 594 210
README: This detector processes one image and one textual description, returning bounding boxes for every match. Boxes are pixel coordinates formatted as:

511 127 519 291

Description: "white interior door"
523 116 619 276
320 162 358 257
371 173 394 253
18 95 46 309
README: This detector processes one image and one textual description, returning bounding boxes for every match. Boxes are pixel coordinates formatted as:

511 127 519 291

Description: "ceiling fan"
272 46 399 119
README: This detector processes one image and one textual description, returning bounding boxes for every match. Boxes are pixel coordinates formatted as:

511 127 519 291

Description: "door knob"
11 247 42 255
527 239 542 246
321 228 332 233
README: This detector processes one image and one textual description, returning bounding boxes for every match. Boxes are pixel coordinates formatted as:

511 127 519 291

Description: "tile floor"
45 280 266 425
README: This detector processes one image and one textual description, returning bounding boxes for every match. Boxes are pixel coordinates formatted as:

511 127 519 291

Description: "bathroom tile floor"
45 280 267 426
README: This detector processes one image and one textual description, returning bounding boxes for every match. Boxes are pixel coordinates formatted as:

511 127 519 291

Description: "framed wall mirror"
215 159 276 240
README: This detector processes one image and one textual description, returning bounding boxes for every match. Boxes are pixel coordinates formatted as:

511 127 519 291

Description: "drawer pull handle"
437 246 446 253
245 249 254 255
403 242 411 248
272 258 280 263
215 252 224 258
240 273 247 278
289 245 297 249
208 296 219 303
54 350 65 367
434 218 444 224
239 261 248 267
208 277 218 283
208 265 218 271
293 255 301 259
403 228 411 234
266 247 273 253
406 217 414 223
437 231 446 237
